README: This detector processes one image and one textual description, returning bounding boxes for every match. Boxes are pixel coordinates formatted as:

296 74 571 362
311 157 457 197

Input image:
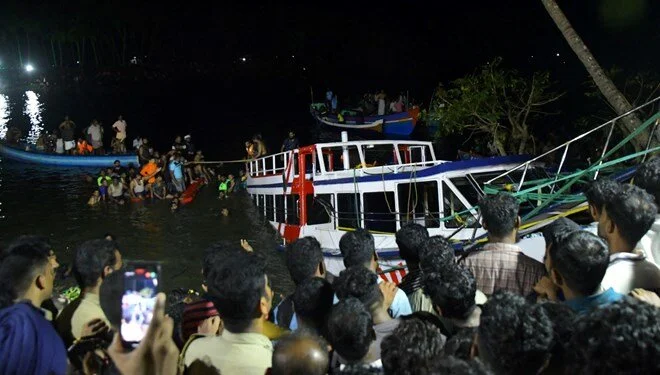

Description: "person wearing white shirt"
597 183 660 294
112 115 127 153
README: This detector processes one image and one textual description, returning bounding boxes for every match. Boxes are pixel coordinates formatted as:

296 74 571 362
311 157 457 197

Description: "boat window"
442 182 479 229
363 192 396 233
252 194 257 206
307 194 333 225
449 177 482 208
258 195 265 216
318 151 334 173
275 195 285 223
406 146 432 164
337 193 361 229
286 194 300 225
361 144 397 167
397 181 441 228
265 195 274 221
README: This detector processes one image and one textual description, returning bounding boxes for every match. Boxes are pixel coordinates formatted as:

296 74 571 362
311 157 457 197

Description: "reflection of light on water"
0 94 9 140
24 91 43 144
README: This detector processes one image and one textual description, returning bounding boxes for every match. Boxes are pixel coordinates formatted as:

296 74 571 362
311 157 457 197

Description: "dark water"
0 80 313 296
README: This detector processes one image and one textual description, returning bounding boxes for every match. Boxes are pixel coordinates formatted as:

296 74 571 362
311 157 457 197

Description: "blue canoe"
0 142 138 167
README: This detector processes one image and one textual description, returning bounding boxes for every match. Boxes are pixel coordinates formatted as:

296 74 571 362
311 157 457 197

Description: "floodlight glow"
25 64 34 72
241 57 247 62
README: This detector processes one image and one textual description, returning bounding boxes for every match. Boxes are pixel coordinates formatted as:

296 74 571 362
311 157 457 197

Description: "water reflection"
24 91 43 144
0 94 9 139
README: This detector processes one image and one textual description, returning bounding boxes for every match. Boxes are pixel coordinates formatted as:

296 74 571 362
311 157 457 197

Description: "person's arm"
129 181 136 198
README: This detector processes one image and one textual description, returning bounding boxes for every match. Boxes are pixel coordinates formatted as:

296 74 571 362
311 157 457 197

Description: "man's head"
541 217 581 255
73 240 122 290
479 193 520 240
584 179 620 221
142 138 148 145
272 332 329 375
286 237 325 285
291 277 334 335
547 231 609 297
381 317 447 374
105 167 113 175
65 115 70 121
326 298 375 364
288 131 295 139
175 135 182 143
567 297 660 374
0 236 58 308
149 158 156 164
114 160 120 167
112 177 120 186
422 264 476 319
100 169 106 176
184 135 191 142
333 266 384 313
634 157 660 204
201 241 244 292
598 184 657 252
118 115 123 121
101 179 108 187
339 228 376 269
419 235 455 272
395 223 429 265
537 302 576 374
205 250 272 333
477 291 553 374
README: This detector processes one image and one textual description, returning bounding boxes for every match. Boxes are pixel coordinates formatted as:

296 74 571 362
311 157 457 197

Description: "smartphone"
120 261 161 349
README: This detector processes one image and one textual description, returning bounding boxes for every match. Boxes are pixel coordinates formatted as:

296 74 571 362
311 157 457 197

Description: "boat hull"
312 105 419 136
0 142 138 167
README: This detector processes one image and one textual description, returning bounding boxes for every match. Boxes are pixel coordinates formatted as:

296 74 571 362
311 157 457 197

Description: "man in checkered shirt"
460 193 545 296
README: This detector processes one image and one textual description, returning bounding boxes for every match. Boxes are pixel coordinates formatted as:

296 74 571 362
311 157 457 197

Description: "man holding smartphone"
56 240 123 345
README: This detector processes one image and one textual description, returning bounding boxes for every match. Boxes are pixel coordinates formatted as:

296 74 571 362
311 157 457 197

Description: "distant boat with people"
0 141 138 167
310 103 420 137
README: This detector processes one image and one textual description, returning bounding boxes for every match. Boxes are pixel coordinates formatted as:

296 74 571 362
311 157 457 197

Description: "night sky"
4 0 658 96
165 0 659 95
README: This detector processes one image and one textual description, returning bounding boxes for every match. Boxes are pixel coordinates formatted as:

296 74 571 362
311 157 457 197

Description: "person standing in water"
111 115 127 153
59 115 76 155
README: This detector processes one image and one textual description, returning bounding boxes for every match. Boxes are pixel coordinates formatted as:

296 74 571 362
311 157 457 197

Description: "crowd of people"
85 133 246 210
323 89 409 117
0 156 658 375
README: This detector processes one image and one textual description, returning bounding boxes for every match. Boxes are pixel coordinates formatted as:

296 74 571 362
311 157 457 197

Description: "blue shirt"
169 160 183 179
565 287 623 315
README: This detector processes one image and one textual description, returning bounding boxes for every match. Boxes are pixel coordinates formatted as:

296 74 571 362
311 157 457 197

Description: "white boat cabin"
245 137 540 259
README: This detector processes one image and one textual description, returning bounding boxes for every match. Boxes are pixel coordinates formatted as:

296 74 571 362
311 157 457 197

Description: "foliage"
426 58 563 156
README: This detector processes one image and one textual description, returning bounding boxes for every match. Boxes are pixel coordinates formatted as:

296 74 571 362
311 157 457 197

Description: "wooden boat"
0 141 138 168
310 103 420 136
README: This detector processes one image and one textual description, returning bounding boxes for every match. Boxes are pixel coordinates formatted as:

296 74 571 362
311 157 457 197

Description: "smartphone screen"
120 261 161 348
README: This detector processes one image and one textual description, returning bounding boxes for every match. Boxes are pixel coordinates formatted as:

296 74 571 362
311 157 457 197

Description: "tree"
541 0 659 150
427 58 563 156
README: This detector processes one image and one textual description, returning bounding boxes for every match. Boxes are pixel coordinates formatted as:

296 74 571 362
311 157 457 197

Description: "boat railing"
485 96 660 192
247 150 297 177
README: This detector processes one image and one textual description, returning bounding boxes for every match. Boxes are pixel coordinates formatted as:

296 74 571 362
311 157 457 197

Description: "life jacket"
140 163 159 184
77 140 93 154
218 181 228 191
97 176 111 186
